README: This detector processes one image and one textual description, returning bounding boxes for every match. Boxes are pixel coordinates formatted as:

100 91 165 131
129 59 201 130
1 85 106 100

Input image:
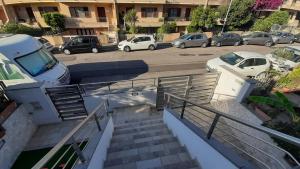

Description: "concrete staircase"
103 105 201 169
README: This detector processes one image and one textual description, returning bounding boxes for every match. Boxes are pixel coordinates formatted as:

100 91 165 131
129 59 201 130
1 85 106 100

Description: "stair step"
113 123 166 136
116 115 162 125
161 159 199 169
111 128 171 143
104 145 187 168
114 118 164 130
108 135 178 153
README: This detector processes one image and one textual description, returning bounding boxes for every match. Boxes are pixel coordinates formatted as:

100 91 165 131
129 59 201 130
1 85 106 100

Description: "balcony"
3 0 113 4
65 18 109 29
165 17 191 26
165 0 225 5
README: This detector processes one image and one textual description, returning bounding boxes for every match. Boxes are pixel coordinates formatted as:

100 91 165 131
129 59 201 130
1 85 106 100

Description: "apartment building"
0 0 228 35
0 0 118 36
281 0 300 27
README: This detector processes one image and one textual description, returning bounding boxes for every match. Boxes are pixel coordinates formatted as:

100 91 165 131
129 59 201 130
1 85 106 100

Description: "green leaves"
188 6 218 32
0 23 43 36
124 9 138 27
251 11 289 31
157 22 177 34
249 92 299 123
42 12 65 32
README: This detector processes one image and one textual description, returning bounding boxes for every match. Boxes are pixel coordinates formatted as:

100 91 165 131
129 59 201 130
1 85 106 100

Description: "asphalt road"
55 43 299 83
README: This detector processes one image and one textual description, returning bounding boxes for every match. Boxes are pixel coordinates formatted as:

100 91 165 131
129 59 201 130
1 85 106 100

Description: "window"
38 6 58 15
126 7 133 12
69 7 89 18
264 34 270 38
254 33 263 38
239 59 255 68
185 8 191 19
168 8 181 17
15 49 58 77
296 12 300 20
142 37 151 41
195 34 203 40
255 58 267 65
220 53 244 65
0 54 24 80
141 8 158 18
97 7 106 22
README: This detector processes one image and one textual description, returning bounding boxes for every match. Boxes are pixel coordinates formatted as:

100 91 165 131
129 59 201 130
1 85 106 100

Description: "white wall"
0 104 37 169
163 109 238 169
5 82 61 125
213 66 256 103
87 117 114 169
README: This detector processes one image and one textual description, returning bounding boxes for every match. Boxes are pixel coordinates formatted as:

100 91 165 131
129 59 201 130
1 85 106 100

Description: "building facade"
281 0 300 28
0 0 228 36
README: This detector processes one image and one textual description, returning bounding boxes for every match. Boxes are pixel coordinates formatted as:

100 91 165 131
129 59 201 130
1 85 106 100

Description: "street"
55 43 298 83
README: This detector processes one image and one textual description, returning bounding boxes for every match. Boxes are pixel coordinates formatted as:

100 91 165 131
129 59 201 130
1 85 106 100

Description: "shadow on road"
68 60 149 84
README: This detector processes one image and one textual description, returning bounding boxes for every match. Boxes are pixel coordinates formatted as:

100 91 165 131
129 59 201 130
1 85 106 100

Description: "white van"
0 34 70 86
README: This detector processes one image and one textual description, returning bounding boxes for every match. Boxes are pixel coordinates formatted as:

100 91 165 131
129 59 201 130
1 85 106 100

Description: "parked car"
172 33 209 49
211 33 242 47
35 37 54 52
271 32 294 44
118 35 157 52
242 32 274 47
60 36 101 55
294 33 300 43
206 51 271 77
266 46 300 71
0 34 70 86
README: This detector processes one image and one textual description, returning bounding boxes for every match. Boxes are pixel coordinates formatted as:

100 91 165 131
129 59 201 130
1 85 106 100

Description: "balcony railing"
32 100 109 169
164 92 300 169
65 18 109 28
97 17 107 22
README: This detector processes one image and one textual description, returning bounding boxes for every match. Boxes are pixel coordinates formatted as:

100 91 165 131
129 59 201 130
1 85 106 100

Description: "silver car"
271 32 294 44
242 32 273 47
172 33 209 49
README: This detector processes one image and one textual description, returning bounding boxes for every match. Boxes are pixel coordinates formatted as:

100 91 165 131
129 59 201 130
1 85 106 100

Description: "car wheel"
124 46 131 52
179 43 185 49
149 44 155 51
265 41 272 47
92 48 98 53
201 43 207 48
289 40 294 44
234 41 240 46
243 41 249 45
63 49 71 55
216 42 221 47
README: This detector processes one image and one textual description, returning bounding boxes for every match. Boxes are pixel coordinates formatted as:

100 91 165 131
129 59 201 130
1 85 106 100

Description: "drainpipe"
0 0 10 24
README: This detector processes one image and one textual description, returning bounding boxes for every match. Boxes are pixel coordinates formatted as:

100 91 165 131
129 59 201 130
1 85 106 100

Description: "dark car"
295 33 300 43
271 32 294 44
211 33 242 47
242 32 274 47
60 36 101 55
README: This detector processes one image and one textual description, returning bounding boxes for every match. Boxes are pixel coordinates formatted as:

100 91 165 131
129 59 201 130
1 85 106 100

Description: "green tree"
157 22 177 34
251 11 289 32
188 6 218 32
124 9 138 34
0 23 43 36
218 0 255 30
43 12 65 33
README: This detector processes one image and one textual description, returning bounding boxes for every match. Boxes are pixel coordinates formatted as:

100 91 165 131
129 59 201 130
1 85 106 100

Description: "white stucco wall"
0 104 37 169
163 109 238 169
87 117 114 169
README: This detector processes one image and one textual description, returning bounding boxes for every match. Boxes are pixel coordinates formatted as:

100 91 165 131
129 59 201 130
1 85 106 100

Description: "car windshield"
15 48 58 77
127 37 135 42
179 34 190 39
220 53 244 65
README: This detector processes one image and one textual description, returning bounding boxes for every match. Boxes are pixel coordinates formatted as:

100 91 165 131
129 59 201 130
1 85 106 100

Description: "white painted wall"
87 117 114 169
5 82 61 125
163 109 238 169
0 104 37 169
213 66 256 103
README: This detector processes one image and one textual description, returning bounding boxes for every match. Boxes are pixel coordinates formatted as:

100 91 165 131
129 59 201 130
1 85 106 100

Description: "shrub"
42 12 65 33
186 24 199 33
276 66 300 89
129 25 138 34
0 23 43 36
272 48 294 60
251 11 289 31
157 22 177 34
188 6 218 32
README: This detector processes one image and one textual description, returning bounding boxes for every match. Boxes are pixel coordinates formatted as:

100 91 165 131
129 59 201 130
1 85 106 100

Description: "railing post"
180 100 186 119
94 114 101 131
207 114 220 139
71 137 86 163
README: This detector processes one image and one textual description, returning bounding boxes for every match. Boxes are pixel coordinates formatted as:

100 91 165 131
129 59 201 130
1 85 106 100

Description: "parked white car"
118 35 157 52
206 51 271 77
266 46 300 71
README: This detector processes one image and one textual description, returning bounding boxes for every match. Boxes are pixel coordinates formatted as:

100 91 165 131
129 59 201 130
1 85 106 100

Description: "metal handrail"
164 92 300 148
31 101 108 169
